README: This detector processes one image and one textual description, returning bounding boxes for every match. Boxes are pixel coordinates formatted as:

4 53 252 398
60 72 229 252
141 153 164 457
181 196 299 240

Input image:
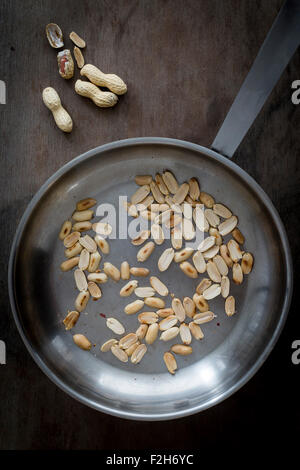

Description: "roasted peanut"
80 64 127 95
75 80 118 108
42 87 73 133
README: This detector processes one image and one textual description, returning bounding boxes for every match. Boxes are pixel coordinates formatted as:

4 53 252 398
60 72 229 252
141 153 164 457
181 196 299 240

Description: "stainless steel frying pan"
8 1 298 420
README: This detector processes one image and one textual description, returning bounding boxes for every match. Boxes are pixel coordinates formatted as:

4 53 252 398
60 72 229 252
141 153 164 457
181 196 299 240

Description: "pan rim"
8 137 293 421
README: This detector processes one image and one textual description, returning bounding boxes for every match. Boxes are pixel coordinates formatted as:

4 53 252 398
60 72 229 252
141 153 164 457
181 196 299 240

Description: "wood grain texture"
0 0 300 451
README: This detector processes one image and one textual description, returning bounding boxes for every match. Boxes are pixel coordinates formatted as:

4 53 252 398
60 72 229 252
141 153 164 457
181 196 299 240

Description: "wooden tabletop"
0 0 299 450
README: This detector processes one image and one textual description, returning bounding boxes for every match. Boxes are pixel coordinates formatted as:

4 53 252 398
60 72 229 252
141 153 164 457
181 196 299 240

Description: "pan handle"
211 0 300 158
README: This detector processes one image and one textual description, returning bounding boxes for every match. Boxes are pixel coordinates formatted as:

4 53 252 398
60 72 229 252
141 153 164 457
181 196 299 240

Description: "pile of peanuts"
59 170 254 375
42 23 127 133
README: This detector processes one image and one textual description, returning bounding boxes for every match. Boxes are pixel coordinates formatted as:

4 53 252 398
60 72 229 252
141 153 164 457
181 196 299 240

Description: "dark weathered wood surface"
0 0 299 451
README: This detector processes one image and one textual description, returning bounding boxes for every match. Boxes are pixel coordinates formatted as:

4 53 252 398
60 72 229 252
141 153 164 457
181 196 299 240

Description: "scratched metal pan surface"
8 137 292 420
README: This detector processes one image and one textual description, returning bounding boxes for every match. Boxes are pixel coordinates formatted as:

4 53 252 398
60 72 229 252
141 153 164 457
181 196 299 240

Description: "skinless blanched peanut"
63 311 79 330
179 323 192 345
172 298 185 322
203 245 219 260
196 278 212 295
157 308 174 318
213 254 228 276
232 228 245 245
130 267 150 277
120 280 138 297
193 311 215 324
179 261 198 279
75 80 118 108
218 216 238 236
72 221 92 232
159 315 178 331
171 226 183 250
163 352 177 374
101 339 118 352
119 333 138 350
183 297 196 318
171 344 192 355
200 192 215 208
131 185 151 205
189 322 204 340
135 287 155 298
160 327 179 342
221 275 230 298
138 311 158 324
193 205 209 232
155 173 169 195
137 241 155 262
59 220 72 240
220 244 233 268
87 251 101 272
42 87 73 133
60 256 79 271
111 345 128 362
209 227 223 246
137 195 154 210
75 290 90 312
149 276 169 296
76 198 97 211
193 293 209 313
144 297 165 309
213 203 232 219
232 262 244 284
106 317 125 335
87 281 102 299
150 180 165 204
125 300 145 315
174 247 194 263
162 171 179 194
198 236 216 253
79 234 97 253
72 209 94 222
192 251 206 273
158 248 174 271
145 323 159 344
65 241 83 258
131 344 147 364
87 272 108 283
188 178 200 200
206 260 221 283
204 209 220 227
125 341 140 357
135 175 152 185
121 261 130 280
241 252 254 274
136 324 148 340
63 231 80 248
182 218 195 241
73 334 92 350
103 262 120 281
74 269 88 291
225 296 236 316
202 283 221 300
173 183 190 204
227 239 243 262
80 64 127 95
95 235 110 254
